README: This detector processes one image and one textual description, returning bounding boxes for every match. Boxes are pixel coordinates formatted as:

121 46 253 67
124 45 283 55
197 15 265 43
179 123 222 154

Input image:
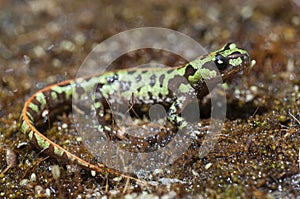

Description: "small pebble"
34 185 44 195
51 165 60 180
30 173 37 182
19 179 29 186
205 162 212 170
6 148 16 167
91 170 96 177
45 188 51 197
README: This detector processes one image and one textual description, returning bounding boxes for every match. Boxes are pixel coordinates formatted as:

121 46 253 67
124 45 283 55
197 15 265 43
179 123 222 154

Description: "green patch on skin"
64 82 75 99
54 146 64 157
21 121 29 133
28 130 33 140
51 85 65 94
35 134 50 149
35 92 46 105
51 91 58 100
94 101 102 109
51 83 73 100
104 125 111 131
28 103 39 113
199 68 217 80
188 69 217 85
178 84 192 93
66 153 76 163
26 113 34 121
229 57 242 66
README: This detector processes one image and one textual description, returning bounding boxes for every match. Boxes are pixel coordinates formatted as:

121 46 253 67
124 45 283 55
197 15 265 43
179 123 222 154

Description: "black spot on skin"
148 91 153 100
106 73 118 84
44 86 69 108
149 74 156 87
159 74 165 87
48 143 55 156
43 90 51 101
95 83 104 95
158 93 163 99
61 151 70 163
43 90 65 109
177 119 183 126
31 96 42 111
120 81 131 92
166 90 174 101
127 70 136 75
57 91 67 103
183 64 196 80
30 132 39 148
223 43 233 50
170 101 182 115
167 69 173 74
136 74 142 82
26 107 39 121
75 86 85 97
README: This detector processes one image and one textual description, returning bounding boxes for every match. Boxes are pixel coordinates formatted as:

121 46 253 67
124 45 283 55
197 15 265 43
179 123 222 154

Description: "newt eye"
215 54 228 70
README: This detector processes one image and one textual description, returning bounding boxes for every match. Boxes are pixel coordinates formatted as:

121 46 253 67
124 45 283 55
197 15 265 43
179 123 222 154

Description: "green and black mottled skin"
20 43 252 177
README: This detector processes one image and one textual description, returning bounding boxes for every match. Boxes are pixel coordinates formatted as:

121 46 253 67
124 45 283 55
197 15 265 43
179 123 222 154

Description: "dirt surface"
0 0 300 198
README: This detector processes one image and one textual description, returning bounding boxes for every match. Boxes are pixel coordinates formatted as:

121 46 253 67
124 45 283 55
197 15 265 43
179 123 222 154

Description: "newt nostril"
242 54 250 65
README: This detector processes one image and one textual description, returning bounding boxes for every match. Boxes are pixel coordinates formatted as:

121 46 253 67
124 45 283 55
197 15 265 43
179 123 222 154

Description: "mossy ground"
0 0 300 198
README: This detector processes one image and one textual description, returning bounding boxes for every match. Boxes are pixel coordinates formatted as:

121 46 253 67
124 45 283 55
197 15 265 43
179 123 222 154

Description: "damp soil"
0 0 300 198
